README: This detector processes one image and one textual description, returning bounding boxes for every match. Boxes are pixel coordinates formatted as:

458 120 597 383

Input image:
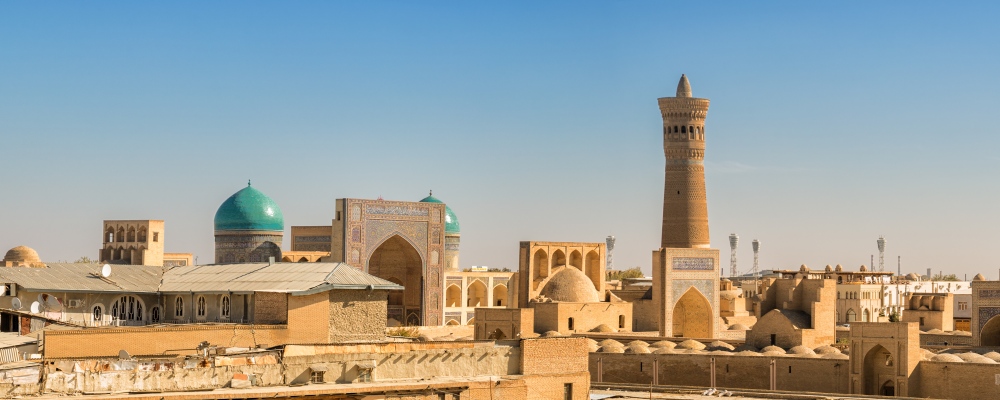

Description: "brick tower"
658 74 710 249
651 75 721 338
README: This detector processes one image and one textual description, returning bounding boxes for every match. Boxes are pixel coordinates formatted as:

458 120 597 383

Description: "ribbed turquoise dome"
419 192 460 234
214 183 284 231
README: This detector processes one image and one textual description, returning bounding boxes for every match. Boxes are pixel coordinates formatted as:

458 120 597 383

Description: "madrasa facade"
211 183 505 327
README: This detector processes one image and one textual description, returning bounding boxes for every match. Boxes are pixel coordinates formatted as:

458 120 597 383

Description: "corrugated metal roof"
159 262 403 294
0 262 402 295
0 263 164 293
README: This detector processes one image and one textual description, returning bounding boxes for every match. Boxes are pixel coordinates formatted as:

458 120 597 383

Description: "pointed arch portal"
672 287 712 338
368 235 423 326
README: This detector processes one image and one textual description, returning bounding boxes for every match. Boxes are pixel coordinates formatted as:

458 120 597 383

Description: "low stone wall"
919 361 1000 400
282 341 521 384
590 352 850 394
43 324 290 358
920 333 973 346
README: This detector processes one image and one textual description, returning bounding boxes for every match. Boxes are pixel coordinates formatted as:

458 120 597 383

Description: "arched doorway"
492 284 508 307
467 280 487 307
368 235 423 326
569 250 582 271
863 344 895 395
672 287 712 338
445 284 461 307
584 251 601 291
532 249 548 290
981 315 1000 346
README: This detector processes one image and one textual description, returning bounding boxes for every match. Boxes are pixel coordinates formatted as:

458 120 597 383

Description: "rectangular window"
919 317 925 326
153 232 159 242
310 371 324 383
564 383 573 400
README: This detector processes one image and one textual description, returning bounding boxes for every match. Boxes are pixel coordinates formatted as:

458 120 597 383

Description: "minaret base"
652 247 721 338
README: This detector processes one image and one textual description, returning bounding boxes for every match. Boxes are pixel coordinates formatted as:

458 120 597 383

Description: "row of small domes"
213 184 460 234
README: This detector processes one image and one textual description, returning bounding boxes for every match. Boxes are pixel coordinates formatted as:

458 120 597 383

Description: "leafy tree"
74 256 95 263
889 311 901 322
607 267 645 281
931 273 959 281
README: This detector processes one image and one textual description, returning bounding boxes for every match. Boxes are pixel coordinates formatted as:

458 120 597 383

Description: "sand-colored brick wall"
591 353 849 394
254 292 288 324
43 324 289 358
919 361 1000 400
520 337 588 375
531 302 632 335
286 291 330 344
475 307 533 340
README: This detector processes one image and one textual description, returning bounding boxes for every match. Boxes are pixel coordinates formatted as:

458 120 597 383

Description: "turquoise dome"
419 192 460 234
214 183 284 231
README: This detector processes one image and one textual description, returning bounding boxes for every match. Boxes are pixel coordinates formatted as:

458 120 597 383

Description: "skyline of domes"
214 182 284 232
419 191 460 235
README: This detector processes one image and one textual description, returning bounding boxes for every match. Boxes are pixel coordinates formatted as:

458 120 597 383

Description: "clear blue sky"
2 2 999 279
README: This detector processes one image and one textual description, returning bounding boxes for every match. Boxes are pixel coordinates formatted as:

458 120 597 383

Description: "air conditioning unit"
67 299 84 309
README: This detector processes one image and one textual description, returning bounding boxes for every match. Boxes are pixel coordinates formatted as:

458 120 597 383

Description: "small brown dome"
539 267 600 303
824 265 833 272
974 273 986 281
799 264 809 272
4 245 40 263
859 265 868 272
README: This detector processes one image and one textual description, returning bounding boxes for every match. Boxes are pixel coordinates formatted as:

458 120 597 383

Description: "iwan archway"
672 287 712 338
368 235 424 326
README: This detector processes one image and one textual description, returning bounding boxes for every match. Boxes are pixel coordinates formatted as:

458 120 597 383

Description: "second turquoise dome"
214 184 284 231
419 192 460 234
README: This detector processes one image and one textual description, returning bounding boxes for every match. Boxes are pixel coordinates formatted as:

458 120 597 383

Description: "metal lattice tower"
606 235 616 271
877 236 886 272
729 233 739 278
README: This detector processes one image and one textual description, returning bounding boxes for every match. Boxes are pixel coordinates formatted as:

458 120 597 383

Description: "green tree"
607 267 645 281
74 256 95 263
889 310 900 322
931 273 959 281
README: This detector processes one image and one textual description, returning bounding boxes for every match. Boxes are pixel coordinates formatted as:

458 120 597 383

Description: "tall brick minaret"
652 74 720 338
658 74 711 249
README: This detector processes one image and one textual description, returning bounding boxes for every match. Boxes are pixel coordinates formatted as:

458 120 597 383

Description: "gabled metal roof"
0 263 164 293
0 262 402 295
159 262 403 294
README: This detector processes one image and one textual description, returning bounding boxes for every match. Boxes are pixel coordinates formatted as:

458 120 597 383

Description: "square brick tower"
652 75 721 338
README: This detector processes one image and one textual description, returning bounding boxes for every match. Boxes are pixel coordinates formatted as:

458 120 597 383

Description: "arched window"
92 304 104 324
150 306 161 323
116 227 125 242
847 309 857 322
220 295 231 319
110 295 144 324
618 315 625 329
196 296 207 318
137 227 147 242
175 296 184 318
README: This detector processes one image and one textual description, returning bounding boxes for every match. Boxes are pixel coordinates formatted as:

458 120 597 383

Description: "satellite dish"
37 294 45 304
118 349 131 360
45 295 62 311
102 264 112 278
11 298 21 310
29 301 40 314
